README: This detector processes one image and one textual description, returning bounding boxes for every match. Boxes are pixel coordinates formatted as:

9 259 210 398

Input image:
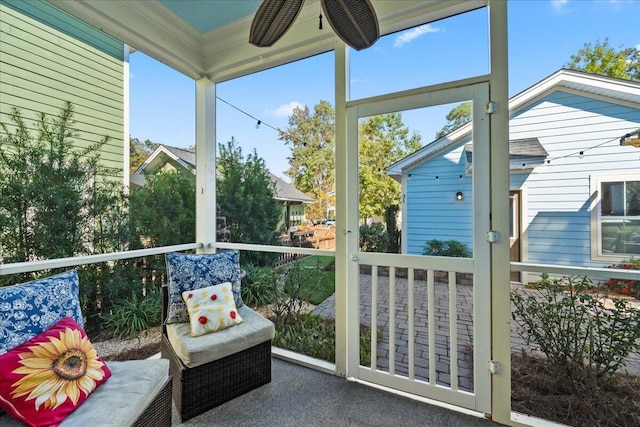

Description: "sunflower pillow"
182 282 243 337
0 317 111 427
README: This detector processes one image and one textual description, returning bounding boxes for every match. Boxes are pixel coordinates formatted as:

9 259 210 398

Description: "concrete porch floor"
172 357 495 426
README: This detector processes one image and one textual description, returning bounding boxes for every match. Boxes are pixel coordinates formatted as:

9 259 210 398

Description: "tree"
129 170 195 248
282 103 421 223
129 137 159 172
565 38 639 81
0 102 128 267
435 102 472 139
217 138 281 265
281 101 335 221
359 113 422 221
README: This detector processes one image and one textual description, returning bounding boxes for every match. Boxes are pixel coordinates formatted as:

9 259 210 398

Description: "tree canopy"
565 38 639 81
359 113 422 220
281 101 421 223
435 102 472 139
217 138 281 265
129 137 159 172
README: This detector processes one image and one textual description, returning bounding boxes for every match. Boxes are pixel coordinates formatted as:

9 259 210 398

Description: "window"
595 177 640 258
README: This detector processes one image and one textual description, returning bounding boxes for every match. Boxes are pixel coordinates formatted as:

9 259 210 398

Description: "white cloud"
551 0 570 14
267 101 303 118
393 24 442 48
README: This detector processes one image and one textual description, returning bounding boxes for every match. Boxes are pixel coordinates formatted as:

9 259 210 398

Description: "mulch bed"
511 352 640 427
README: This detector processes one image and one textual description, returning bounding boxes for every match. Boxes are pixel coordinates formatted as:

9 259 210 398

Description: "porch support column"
195 77 217 253
488 0 511 424
334 42 349 377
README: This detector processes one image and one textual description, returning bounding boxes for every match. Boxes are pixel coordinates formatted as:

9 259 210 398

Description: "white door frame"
344 79 492 413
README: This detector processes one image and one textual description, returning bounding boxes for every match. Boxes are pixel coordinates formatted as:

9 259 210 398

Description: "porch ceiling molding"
49 0 486 82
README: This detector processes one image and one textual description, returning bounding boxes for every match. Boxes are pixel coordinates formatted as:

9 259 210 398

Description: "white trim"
123 44 130 192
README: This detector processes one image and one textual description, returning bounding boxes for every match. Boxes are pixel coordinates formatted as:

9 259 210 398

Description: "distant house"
131 145 314 230
388 70 640 283
0 0 129 185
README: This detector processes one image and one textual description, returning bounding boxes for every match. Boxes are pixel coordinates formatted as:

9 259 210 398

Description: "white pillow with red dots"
181 282 243 337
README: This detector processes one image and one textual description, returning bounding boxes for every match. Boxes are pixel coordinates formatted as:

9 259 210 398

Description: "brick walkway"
313 274 640 391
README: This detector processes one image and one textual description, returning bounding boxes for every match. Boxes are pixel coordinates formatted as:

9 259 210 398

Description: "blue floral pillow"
165 251 243 324
0 270 83 355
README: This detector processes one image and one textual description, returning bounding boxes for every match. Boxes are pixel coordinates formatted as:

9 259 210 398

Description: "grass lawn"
296 255 335 305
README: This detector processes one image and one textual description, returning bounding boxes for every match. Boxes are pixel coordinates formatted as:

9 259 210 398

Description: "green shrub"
272 312 375 365
422 239 471 257
359 222 389 253
511 275 640 392
272 260 324 319
241 263 278 307
384 204 401 254
604 257 640 298
100 288 162 338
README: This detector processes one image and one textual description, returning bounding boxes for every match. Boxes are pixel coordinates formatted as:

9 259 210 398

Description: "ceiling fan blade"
321 0 380 51
249 0 305 47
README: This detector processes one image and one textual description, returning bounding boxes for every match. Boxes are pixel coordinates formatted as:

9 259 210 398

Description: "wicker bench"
161 285 274 422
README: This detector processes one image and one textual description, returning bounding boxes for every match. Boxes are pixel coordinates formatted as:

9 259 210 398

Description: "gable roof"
132 144 313 204
387 69 640 177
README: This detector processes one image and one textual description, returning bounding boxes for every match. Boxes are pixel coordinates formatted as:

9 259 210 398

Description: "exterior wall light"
456 191 464 200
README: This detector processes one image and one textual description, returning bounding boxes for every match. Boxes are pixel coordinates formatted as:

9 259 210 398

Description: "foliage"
292 256 336 304
384 204 401 254
281 101 335 221
241 263 279 307
0 103 129 269
129 170 195 248
0 104 134 329
359 223 390 253
358 113 422 221
435 101 472 139
271 260 324 318
422 239 471 257
129 137 159 172
272 313 336 362
604 257 640 298
217 138 281 266
282 103 421 223
565 38 639 81
511 275 640 392
100 287 162 338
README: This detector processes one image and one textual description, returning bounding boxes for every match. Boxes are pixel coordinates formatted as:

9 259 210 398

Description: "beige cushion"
0 359 170 427
167 305 274 368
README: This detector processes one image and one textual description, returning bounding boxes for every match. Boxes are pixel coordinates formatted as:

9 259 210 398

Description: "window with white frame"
595 177 640 257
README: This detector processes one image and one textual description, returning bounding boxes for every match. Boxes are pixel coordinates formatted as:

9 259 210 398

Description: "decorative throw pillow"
0 317 111 427
165 251 243 324
0 270 84 355
182 282 243 337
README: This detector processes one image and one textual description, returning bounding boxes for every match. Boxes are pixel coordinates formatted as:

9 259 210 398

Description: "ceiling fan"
249 0 380 51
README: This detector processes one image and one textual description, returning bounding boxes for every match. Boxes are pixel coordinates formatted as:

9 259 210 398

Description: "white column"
123 44 130 192
334 42 349 377
488 0 512 423
195 77 217 253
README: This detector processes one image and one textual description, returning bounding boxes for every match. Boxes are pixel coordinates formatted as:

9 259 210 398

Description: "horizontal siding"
514 92 640 267
0 1 125 178
405 90 640 268
406 143 473 255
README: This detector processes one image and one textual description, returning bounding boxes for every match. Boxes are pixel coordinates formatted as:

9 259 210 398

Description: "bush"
604 257 640 298
511 274 640 392
241 263 278 307
360 222 389 253
100 287 162 338
384 204 401 254
422 239 471 257
271 260 324 319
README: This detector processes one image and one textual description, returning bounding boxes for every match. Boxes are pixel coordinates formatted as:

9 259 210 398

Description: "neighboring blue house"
388 69 640 282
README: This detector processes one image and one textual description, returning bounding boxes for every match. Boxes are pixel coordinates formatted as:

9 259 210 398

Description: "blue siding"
404 90 640 268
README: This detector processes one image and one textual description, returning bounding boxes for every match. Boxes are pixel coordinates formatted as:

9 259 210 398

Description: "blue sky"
129 0 639 179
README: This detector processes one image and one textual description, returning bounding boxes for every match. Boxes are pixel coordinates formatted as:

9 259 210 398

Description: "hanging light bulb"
256 120 262 129
579 151 584 159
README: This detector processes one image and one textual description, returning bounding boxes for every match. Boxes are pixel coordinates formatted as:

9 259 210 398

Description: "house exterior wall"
0 0 126 179
405 90 640 269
